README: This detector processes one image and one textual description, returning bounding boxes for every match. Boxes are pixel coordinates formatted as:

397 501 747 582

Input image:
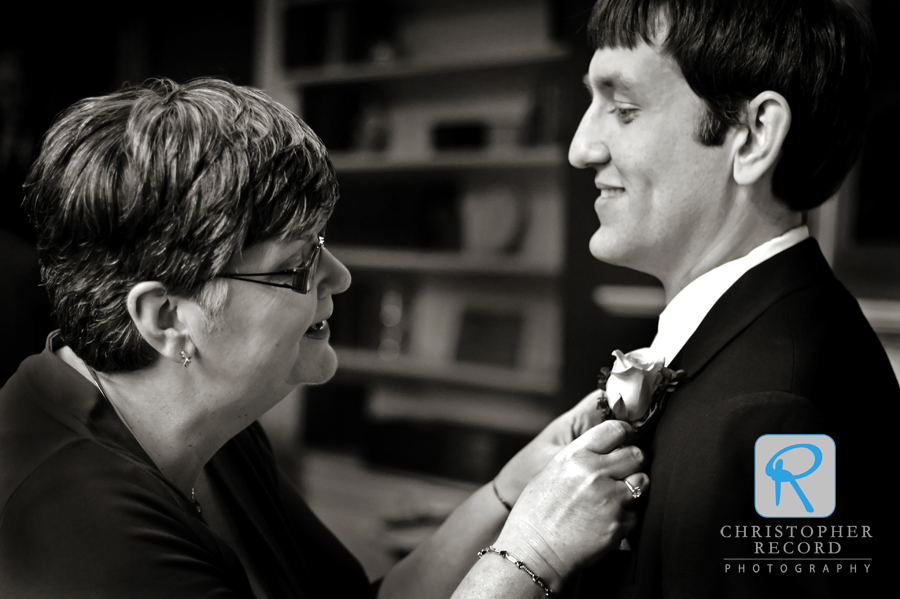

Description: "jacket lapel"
671 238 834 378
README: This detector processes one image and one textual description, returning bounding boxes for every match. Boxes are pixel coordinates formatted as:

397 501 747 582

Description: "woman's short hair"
588 0 874 211
23 78 338 372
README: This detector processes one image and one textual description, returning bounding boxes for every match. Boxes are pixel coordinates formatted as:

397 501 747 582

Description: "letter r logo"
755 435 836 518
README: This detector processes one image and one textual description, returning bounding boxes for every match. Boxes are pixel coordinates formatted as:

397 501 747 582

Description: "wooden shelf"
284 45 570 87
334 347 559 395
367 384 557 435
592 285 666 318
330 245 561 277
329 145 565 173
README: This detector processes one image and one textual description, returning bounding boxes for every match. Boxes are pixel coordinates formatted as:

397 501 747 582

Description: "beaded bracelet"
477 545 555 597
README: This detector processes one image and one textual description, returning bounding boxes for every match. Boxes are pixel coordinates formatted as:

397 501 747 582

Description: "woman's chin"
292 345 339 386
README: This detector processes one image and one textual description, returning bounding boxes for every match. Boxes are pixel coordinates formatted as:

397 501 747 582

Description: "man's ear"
126 282 194 365
733 91 791 186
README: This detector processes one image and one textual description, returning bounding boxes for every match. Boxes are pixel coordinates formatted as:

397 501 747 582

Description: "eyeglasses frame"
217 236 325 294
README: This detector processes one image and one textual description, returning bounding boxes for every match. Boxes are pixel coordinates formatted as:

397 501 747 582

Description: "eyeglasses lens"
292 242 322 294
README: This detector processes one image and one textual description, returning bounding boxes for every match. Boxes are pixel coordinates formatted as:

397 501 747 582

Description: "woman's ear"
733 91 792 186
126 282 193 364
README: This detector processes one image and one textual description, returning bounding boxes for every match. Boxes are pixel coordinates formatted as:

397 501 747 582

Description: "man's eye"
615 107 639 123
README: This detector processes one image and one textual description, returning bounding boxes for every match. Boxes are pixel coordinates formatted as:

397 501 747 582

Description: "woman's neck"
56 345 227 497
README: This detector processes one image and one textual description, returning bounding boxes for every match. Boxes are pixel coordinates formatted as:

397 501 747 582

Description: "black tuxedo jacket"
568 239 897 599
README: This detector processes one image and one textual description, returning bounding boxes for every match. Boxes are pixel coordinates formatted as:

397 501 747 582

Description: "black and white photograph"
1 1 896 597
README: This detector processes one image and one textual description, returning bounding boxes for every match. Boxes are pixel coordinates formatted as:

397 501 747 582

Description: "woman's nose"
318 248 351 297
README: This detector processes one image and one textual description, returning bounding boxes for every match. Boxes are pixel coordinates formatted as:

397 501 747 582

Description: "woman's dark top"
0 333 374 598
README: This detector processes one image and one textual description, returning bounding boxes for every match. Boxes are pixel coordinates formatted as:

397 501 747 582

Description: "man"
565 0 897 597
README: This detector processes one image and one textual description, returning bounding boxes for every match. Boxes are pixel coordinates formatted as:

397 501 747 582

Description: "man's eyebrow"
584 72 639 95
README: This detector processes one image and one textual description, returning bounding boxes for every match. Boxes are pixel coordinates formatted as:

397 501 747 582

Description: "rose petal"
610 349 631 373
622 348 664 372
608 368 656 421
611 348 665 374
609 394 628 420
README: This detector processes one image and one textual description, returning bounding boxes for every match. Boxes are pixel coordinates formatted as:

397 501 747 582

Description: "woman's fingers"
495 445 649 582
621 472 650 505
492 418 650 583
558 420 646 488
595 444 646 481
568 419 636 456
566 389 612 437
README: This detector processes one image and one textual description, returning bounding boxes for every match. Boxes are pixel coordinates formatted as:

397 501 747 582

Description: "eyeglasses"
217 236 324 294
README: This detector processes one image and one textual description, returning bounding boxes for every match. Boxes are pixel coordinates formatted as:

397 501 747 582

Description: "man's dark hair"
23 78 338 372
588 0 874 210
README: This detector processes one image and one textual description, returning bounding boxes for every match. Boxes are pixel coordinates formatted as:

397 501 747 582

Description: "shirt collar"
650 225 810 366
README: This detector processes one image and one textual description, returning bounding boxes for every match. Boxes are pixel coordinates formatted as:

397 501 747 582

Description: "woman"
0 78 647 598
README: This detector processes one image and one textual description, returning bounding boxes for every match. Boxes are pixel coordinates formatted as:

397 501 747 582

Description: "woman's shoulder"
4 434 182 508
0 434 251 597
0 346 188 519
0 434 203 556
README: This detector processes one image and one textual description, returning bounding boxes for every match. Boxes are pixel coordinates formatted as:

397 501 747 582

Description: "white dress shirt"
650 226 810 366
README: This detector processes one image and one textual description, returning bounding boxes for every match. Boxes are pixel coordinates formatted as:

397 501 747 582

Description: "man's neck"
661 194 802 303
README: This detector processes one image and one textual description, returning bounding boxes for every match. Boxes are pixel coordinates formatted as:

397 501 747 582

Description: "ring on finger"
623 478 642 500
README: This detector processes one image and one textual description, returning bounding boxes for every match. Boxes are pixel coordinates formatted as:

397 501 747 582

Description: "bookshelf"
256 0 583 481
327 145 565 173
330 246 560 277
282 44 570 87
334 347 559 396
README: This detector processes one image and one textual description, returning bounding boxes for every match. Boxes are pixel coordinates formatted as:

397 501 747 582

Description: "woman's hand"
490 420 647 590
380 414 642 599
493 389 609 508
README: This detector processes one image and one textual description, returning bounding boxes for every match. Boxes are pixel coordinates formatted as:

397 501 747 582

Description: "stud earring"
180 350 192 368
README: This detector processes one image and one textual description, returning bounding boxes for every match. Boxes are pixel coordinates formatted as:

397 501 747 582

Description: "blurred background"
2 0 898 579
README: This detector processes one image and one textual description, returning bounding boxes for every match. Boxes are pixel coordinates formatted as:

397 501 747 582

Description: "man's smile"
598 187 626 200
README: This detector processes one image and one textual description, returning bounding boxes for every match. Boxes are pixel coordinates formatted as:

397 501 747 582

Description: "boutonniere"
596 348 684 433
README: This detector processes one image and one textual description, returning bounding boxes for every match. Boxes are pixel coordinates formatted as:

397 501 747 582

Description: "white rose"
605 348 665 422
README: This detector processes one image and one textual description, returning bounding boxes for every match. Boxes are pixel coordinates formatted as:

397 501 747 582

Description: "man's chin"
589 234 660 279
589 233 629 266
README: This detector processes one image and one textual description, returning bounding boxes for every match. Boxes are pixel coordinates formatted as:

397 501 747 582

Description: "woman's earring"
180 350 192 368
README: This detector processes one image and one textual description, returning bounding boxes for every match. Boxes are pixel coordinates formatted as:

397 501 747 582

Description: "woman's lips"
304 320 330 339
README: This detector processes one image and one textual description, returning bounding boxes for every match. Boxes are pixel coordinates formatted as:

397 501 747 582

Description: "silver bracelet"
477 545 556 597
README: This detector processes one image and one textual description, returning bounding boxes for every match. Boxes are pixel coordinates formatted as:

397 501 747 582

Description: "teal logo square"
755 435 835 518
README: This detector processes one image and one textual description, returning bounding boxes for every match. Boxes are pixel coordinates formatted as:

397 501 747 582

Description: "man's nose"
569 107 610 169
